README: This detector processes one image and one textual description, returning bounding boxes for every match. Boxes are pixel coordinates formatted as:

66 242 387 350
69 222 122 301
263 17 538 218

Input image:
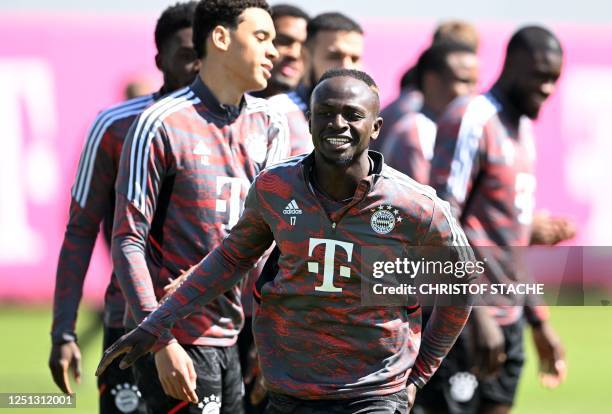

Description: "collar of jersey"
190 76 246 120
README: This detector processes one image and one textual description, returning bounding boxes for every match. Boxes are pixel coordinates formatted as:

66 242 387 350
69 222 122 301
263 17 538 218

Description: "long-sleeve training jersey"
139 151 473 398
52 93 156 344
112 76 289 346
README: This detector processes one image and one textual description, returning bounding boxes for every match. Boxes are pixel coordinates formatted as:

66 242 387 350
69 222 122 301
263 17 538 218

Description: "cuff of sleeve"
150 333 178 353
407 373 427 389
51 331 77 345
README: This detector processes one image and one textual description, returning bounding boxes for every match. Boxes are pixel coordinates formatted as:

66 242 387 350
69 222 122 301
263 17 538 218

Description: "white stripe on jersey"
71 94 154 208
126 87 198 212
447 94 500 204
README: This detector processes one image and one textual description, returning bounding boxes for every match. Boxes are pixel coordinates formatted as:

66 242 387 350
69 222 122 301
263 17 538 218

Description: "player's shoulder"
441 93 501 128
134 86 197 130
94 93 156 125
381 163 437 203
254 153 308 187
266 93 302 115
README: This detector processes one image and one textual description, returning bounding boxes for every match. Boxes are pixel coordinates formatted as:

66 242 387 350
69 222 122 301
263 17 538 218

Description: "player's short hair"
271 4 309 22
415 41 476 91
432 20 479 52
193 0 271 58
155 1 198 51
306 12 363 43
317 68 379 95
506 25 563 56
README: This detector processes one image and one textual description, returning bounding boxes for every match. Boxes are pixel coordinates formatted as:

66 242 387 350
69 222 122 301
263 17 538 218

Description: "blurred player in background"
97 68 473 414
49 2 199 413
110 0 288 412
253 4 312 155
372 20 479 152
381 41 479 183
294 11 364 110
422 26 574 414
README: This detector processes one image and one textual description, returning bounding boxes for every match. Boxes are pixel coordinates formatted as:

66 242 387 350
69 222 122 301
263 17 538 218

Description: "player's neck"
492 81 522 127
198 65 244 106
312 153 371 201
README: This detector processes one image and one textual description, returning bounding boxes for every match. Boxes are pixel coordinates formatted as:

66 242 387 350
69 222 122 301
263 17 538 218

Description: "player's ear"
370 117 383 141
210 25 231 52
154 53 163 71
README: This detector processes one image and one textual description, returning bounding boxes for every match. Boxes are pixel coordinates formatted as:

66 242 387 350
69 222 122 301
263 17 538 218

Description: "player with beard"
421 26 573 414
49 3 199 413
97 68 474 414
293 12 364 112
107 0 289 412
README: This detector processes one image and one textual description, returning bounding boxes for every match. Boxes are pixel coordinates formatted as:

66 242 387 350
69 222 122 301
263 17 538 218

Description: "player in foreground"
49 2 199 412
98 68 473 413
109 0 288 412
423 26 573 414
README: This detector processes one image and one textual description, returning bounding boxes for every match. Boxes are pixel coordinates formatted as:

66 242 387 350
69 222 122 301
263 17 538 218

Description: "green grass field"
0 305 611 413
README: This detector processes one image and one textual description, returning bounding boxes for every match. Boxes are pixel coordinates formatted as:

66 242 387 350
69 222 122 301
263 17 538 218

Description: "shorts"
413 315 524 414
98 326 147 414
133 344 244 414
266 390 409 414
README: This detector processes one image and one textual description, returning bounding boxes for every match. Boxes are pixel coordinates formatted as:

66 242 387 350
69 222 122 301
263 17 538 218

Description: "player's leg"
98 326 146 414
219 344 245 414
412 310 479 414
478 320 524 414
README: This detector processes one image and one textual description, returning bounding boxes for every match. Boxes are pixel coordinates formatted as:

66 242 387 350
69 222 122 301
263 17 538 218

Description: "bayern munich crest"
370 205 402 234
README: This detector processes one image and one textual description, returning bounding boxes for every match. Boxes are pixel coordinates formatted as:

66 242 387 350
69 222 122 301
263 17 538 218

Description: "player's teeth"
326 138 350 144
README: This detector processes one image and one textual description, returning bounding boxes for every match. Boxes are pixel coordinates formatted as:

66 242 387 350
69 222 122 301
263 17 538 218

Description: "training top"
52 93 156 344
429 90 548 325
267 92 313 156
370 88 423 153
112 76 289 346
139 151 472 399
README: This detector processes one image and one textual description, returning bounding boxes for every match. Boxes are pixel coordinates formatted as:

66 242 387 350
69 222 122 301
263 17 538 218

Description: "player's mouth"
322 135 353 150
261 63 273 79
279 63 300 78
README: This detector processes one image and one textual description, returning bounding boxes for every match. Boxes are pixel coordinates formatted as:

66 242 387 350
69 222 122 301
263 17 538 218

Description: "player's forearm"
139 245 256 337
408 305 471 387
112 232 159 324
51 205 103 342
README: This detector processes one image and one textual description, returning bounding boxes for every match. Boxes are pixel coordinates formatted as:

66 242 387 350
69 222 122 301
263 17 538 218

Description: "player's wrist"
51 332 78 345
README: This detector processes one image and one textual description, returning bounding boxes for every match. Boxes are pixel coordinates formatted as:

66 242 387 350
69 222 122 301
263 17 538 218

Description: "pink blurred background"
0 14 610 302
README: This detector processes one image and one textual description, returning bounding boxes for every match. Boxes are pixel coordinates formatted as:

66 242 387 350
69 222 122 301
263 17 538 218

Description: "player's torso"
148 103 272 283
462 100 536 247
253 160 431 397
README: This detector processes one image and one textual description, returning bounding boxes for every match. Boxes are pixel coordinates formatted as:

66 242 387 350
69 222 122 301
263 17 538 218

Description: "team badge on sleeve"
370 205 402 234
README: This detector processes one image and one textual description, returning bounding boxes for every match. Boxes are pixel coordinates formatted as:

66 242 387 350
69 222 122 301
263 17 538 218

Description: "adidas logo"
283 199 302 215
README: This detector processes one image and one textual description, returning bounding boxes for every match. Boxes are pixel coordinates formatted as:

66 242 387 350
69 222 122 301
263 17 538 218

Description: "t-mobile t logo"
307 238 354 292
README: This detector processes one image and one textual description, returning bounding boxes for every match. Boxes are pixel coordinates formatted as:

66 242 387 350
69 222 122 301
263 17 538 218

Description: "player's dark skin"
97 75 420 408
471 34 568 414
48 25 199 397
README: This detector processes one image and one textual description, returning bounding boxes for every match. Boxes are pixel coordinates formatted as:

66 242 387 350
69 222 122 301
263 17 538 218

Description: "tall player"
381 41 479 184
424 26 573 414
110 0 288 412
97 69 474 414
49 3 199 413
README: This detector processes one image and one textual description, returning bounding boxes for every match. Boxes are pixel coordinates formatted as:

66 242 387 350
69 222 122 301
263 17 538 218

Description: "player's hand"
530 212 576 245
48 341 81 394
406 381 418 412
161 269 190 302
532 321 567 388
154 343 198 403
471 308 506 378
95 328 157 376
